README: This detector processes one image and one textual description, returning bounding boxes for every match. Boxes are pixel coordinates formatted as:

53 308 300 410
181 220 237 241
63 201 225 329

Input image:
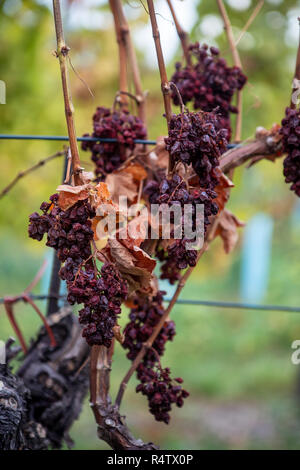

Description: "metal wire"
0 134 238 149
0 294 299 314
0 133 296 315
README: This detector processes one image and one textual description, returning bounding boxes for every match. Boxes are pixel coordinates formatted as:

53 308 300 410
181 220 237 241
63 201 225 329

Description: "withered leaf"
215 209 245 254
106 170 137 203
113 324 124 344
100 238 156 296
56 183 90 210
213 168 234 213
123 162 147 182
148 136 169 171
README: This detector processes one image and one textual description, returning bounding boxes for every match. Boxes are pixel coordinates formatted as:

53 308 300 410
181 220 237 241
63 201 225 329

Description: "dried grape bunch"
145 174 218 277
123 291 189 423
28 194 95 264
28 194 128 347
171 43 247 140
165 111 227 190
68 262 128 347
280 107 300 197
155 244 181 285
82 106 147 179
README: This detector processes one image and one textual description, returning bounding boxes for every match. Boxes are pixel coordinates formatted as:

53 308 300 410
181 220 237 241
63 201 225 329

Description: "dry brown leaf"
148 136 169 171
213 168 234 214
113 324 124 344
81 171 95 183
56 184 90 210
106 170 137 203
100 238 156 295
94 182 111 205
117 208 149 249
123 162 147 182
215 209 245 254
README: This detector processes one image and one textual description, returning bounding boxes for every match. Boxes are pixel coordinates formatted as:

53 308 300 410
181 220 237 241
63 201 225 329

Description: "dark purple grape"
82 107 147 180
280 107 300 197
170 42 247 140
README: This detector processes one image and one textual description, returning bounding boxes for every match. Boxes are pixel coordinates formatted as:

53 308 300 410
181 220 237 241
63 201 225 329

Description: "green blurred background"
1 0 300 450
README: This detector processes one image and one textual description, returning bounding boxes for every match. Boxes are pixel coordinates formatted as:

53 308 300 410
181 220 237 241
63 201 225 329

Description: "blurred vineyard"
1 0 300 449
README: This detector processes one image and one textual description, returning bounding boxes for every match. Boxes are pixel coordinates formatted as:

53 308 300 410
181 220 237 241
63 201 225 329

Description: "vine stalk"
166 0 191 66
147 0 173 171
114 0 146 123
109 0 128 109
216 0 243 143
52 0 82 184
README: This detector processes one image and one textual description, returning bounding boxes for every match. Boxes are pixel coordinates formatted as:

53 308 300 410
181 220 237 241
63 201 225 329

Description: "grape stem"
113 0 147 123
52 0 83 185
165 0 191 66
216 0 243 143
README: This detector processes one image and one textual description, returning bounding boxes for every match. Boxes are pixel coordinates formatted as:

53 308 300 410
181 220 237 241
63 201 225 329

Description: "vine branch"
216 0 243 142
52 0 82 184
113 0 146 123
291 17 300 109
235 0 264 47
166 0 191 65
147 0 173 172
0 150 66 200
109 0 129 109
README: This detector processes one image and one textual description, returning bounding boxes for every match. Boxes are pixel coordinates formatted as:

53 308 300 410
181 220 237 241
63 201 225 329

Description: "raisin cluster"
171 43 247 140
165 111 227 190
29 194 94 263
28 194 127 346
280 107 300 197
123 291 189 423
145 174 218 280
67 262 128 347
82 106 147 179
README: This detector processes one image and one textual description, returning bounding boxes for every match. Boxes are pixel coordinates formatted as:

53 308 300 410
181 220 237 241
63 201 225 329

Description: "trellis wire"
0 134 238 149
0 294 299 314
0 134 298 316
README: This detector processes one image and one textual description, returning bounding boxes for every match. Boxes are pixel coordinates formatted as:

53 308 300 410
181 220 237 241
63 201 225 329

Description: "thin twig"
291 17 300 109
110 0 129 109
216 0 243 142
235 0 264 47
147 0 173 172
0 150 66 200
24 259 48 294
114 0 146 123
165 0 191 65
52 0 83 184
